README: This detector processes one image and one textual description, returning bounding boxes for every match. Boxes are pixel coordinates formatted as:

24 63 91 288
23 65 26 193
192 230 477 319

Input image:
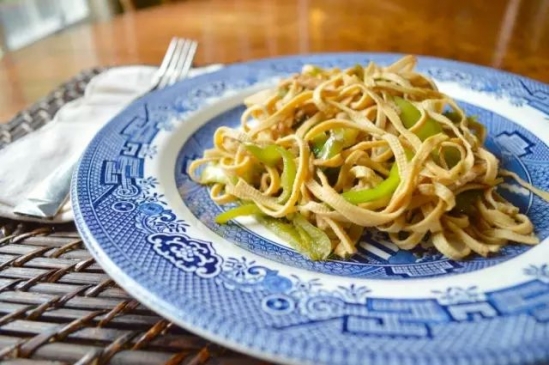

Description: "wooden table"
1 0 548 123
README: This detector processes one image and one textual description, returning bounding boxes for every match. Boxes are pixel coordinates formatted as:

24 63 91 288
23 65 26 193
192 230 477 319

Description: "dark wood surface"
1 0 549 122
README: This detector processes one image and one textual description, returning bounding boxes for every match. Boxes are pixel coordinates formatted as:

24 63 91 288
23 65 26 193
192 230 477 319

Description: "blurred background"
0 0 173 56
0 0 547 123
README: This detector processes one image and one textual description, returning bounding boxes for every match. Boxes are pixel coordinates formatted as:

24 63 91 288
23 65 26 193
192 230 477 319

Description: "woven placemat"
0 69 265 365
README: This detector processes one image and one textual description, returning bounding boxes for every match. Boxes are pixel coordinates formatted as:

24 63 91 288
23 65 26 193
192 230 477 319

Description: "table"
1 0 549 123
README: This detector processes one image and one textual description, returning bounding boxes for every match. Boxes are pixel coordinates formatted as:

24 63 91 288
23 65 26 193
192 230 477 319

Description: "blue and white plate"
72 54 549 365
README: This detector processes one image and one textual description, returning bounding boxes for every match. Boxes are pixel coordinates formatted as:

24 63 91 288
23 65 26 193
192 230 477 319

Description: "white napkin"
0 65 222 223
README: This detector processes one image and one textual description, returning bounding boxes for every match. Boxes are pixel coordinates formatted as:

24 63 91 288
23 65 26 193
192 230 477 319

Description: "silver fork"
13 37 198 219
152 37 198 90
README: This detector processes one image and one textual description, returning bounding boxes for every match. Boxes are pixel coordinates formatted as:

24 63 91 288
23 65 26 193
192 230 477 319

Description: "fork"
151 37 198 90
13 37 198 219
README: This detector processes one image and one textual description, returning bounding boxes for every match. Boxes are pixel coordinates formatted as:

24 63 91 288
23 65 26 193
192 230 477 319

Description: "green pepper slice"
341 163 400 204
257 214 331 261
394 96 442 141
292 214 332 260
275 146 297 203
215 203 263 224
315 128 359 159
244 144 282 167
454 190 482 215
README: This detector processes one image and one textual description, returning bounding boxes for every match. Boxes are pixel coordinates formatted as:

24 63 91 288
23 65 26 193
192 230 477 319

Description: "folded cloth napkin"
0 64 222 223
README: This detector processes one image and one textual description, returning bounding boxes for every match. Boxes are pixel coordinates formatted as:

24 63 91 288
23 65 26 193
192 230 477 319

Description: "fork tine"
155 38 198 90
165 39 192 87
174 41 197 83
151 37 179 89
158 38 184 89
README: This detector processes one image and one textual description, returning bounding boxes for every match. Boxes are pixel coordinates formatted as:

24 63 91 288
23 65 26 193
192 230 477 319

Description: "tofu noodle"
188 55 549 261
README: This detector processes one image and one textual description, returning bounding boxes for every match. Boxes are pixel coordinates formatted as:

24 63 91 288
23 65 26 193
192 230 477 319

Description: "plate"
72 53 549 365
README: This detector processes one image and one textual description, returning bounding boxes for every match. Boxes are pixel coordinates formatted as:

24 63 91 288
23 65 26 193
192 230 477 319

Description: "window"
0 0 90 51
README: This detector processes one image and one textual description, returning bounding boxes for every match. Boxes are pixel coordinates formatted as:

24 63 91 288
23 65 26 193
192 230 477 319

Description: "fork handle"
13 157 78 219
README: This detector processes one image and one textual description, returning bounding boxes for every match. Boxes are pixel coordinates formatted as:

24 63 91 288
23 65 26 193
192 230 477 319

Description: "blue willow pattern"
73 54 549 365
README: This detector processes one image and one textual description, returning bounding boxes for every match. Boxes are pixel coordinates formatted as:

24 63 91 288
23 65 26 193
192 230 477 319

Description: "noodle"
189 55 545 260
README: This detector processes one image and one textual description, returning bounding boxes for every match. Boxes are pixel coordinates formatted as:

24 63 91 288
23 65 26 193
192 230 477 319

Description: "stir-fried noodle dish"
189 55 549 261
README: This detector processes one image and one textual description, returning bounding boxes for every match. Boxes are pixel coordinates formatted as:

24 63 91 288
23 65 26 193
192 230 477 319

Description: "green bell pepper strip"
256 215 311 256
338 128 359 148
216 205 331 261
243 144 296 203
441 146 461 168
443 112 486 144
396 97 467 168
276 146 297 203
443 111 461 123
453 190 482 216
341 162 400 204
244 144 282 167
315 128 359 159
215 203 262 224
311 133 328 156
295 225 314 254
441 111 487 167
292 214 332 260
257 214 331 261
340 147 415 205
394 96 442 141
438 111 463 167
318 135 344 160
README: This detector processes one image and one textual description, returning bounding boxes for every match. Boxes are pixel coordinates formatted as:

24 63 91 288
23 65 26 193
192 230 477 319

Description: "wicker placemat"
0 69 265 365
